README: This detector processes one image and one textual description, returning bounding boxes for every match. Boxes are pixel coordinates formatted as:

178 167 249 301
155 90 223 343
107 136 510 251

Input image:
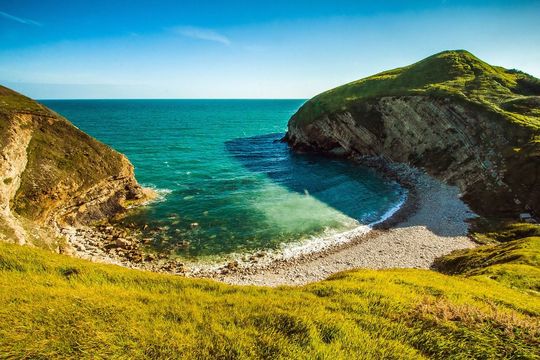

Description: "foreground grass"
435 223 540 293
1 226 539 359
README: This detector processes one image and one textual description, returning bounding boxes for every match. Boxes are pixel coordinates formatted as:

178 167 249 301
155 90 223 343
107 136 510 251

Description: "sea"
42 99 405 260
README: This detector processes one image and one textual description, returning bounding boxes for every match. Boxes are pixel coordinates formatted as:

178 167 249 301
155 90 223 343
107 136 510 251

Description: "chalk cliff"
0 85 151 245
285 50 540 216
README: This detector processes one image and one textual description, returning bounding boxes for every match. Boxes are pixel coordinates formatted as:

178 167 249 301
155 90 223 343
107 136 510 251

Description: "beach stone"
142 237 153 244
115 238 131 249
174 261 188 273
180 240 190 248
145 253 157 262
61 228 76 235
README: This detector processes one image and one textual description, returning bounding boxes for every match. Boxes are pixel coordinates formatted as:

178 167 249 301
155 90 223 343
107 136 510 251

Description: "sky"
1 0 539 99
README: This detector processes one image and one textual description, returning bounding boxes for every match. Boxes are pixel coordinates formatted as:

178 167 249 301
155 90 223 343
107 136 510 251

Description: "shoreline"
201 159 477 286
61 159 477 286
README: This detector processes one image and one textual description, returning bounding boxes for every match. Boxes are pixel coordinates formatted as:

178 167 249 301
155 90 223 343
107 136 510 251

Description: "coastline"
204 160 478 286
60 159 477 286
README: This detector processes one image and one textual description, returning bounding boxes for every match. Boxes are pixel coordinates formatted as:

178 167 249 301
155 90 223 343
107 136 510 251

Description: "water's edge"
61 156 416 277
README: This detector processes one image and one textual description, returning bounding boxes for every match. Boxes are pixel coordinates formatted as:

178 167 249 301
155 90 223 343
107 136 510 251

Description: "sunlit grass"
1 225 539 358
294 50 540 130
0 85 48 116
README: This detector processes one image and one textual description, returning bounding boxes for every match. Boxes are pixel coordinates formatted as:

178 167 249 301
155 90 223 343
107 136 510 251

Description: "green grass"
13 111 129 221
0 84 137 225
1 56 540 358
0 85 50 116
436 240 540 293
434 223 540 295
472 221 540 244
293 50 540 130
1 225 539 359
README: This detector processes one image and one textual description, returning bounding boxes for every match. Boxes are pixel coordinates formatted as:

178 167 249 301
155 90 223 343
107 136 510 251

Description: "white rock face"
0 113 34 244
286 95 536 215
0 89 153 248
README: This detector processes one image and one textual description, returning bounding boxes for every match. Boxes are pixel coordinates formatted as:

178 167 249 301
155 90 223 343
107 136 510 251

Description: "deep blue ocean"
42 100 404 259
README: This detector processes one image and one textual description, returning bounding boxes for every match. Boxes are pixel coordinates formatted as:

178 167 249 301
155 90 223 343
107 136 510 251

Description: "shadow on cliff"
225 133 471 238
225 133 404 225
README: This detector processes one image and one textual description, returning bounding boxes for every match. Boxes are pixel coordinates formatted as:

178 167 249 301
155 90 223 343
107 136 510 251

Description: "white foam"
184 189 409 273
276 189 408 260
141 184 173 203
132 182 408 273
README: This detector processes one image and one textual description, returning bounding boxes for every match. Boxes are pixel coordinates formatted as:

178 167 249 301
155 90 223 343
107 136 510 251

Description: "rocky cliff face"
286 51 540 217
0 86 151 246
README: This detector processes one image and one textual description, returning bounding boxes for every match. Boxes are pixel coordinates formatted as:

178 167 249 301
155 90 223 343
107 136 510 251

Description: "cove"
42 99 405 259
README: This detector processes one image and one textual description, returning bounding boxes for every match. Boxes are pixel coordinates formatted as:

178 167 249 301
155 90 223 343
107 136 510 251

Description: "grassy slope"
294 50 540 131
0 85 50 116
0 85 49 150
1 226 539 359
435 223 540 293
0 85 133 223
13 111 129 221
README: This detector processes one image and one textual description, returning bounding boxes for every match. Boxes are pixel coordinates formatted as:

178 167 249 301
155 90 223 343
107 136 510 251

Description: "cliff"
285 50 540 217
0 85 151 246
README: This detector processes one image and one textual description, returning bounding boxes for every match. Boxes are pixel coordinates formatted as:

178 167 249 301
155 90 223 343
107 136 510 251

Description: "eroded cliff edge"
0 85 152 246
285 50 540 217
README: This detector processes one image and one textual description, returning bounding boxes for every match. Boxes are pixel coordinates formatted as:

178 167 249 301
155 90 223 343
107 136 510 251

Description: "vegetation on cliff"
435 223 540 293
287 51 540 217
0 86 148 246
294 50 540 130
0 223 539 359
0 85 50 117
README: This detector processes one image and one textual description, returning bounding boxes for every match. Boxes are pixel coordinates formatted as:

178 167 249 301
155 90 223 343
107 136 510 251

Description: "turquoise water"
42 100 404 259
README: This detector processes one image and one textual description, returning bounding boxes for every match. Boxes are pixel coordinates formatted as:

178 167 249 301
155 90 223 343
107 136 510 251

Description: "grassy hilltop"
286 51 540 217
293 50 540 130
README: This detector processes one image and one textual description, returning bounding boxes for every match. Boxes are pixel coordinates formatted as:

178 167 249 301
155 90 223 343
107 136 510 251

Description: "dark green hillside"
286 51 540 217
294 50 540 130
0 86 148 247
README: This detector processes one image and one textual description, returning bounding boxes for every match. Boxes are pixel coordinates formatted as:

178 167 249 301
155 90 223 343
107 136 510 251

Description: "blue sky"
1 0 539 99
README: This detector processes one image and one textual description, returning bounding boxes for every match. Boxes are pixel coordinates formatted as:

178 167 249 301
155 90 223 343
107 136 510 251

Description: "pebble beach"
62 161 477 287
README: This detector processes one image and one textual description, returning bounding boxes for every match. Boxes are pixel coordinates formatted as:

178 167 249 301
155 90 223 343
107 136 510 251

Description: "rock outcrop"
285 51 540 217
0 85 152 246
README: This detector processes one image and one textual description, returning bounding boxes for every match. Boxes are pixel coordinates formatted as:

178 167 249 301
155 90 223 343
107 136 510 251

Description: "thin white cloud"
0 11 41 26
173 26 231 45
